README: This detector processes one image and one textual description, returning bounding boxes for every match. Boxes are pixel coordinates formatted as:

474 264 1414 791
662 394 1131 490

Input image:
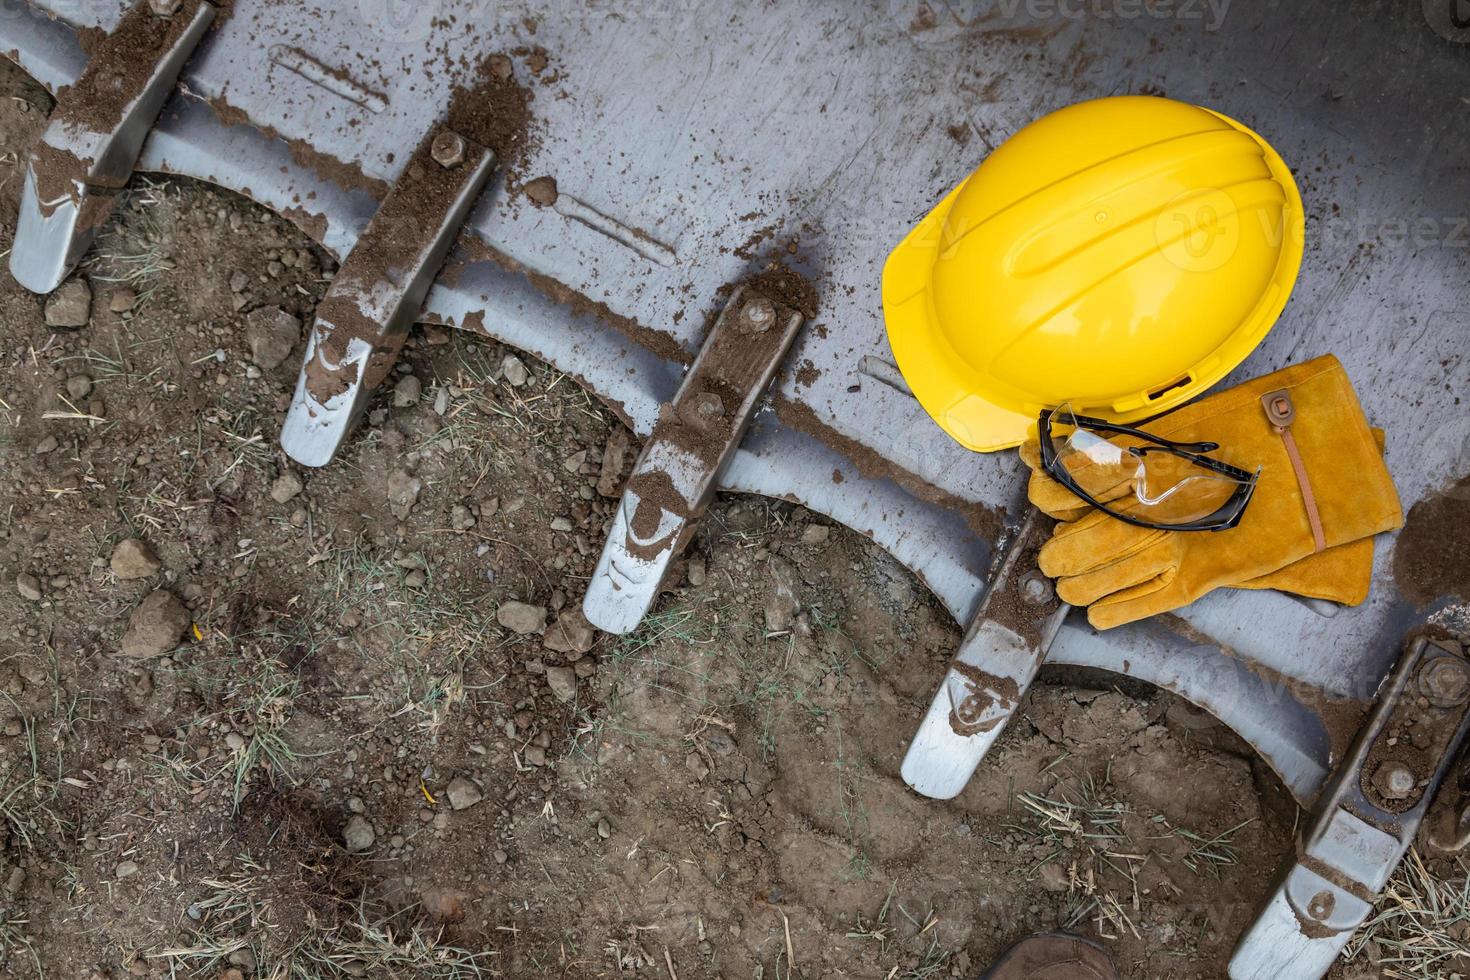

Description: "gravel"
44 279 91 328
342 815 375 853
15 573 42 602
445 776 483 811
497 601 547 635
270 471 304 504
393 374 422 407
450 504 477 532
545 665 577 703
119 590 191 658
502 354 529 387
596 428 632 498
65 374 93 400
110 538 162 580
543 609 596 655
245 307 302 369
763 556 802 633
387 470 422 520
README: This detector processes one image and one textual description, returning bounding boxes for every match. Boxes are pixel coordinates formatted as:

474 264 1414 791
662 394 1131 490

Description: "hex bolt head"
742 296 776 331
1421 657 1470 707
1372 760 1417 801
1020 571 1054 606
149 0 183 16
431 131 467 169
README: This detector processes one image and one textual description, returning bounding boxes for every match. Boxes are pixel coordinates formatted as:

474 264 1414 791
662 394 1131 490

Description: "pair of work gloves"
1020 355 1404 630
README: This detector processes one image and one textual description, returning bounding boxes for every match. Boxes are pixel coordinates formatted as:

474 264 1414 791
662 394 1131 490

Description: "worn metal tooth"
1229 639 1470 980
280 131 496 467
901 509 1068 799
10 0 216 294
583 286 805 635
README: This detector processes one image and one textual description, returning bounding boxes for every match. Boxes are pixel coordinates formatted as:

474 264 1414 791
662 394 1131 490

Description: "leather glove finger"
1038 508 1166 579
1085 568 1183 629
1055 535 1178 607
1020 439 1136 518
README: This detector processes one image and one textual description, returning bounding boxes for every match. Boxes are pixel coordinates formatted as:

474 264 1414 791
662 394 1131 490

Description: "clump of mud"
1393 474 1470 605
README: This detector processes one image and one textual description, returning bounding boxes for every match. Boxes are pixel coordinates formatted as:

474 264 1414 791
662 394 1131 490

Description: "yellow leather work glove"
1019 430 1386 606
1027 355 1402 629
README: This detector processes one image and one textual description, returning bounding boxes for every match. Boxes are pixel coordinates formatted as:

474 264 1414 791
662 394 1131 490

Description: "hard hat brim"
883 179 1036 452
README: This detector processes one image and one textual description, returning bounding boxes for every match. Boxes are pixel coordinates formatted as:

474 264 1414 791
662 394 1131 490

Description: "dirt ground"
0 57 1462 980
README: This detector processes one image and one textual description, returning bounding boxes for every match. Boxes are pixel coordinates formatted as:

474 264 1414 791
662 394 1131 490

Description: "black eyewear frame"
1037 409 1259 532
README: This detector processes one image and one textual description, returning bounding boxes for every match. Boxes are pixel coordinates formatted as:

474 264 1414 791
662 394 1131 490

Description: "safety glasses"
1038 405 1259 532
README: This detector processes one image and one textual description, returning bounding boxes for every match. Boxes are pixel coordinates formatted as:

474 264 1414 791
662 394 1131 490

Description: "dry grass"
1011 771 1145 941
1347 850 1470 979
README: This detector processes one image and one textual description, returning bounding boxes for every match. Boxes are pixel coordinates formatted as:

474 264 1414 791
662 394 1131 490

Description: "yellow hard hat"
882 95 1305 453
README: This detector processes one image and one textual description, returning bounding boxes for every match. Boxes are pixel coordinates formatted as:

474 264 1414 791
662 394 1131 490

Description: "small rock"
114 860 139 879
229 270 249 293
45 279 92 328
545 665 577 703
450 504 477 533
502 354 529 387
523 745 547 766
245 307 302 370
270 471 304 504
686 556 707 587
119 590 191 658
15 573 42 602
388 469 422 520
404 569 427 589
597 818 611 839
111 538 162 580
226 948 256 972
420 886 468 922
1038 861 1070 893
573 658 597 679
109 288 138 314
801 524 831 546
523 175 559 207
393 374 422 408
225 731 246 752
2 716 22 737
35 435 59 454
763 556 802 633
343 815 375 852
543 609 597 655
597 427 632 498
497 601 547 635
65 374 94 400
445 776 483 811
686 752 710 781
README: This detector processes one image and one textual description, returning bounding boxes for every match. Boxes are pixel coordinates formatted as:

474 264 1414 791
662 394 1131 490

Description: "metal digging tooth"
1229 638 1470 979
583 285 805 635
902 507 1069 799
10 0 215 294
280 129 496 467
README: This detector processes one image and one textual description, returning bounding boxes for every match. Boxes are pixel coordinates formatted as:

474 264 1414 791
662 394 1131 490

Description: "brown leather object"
981 933 1119 980
1033 355 1403 629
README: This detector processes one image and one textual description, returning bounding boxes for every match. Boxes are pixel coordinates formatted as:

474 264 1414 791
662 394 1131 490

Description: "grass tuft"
1347 850 1470 979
